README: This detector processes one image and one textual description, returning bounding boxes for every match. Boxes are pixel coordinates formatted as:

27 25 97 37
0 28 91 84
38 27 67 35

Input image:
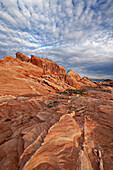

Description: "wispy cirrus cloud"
0 0 113 79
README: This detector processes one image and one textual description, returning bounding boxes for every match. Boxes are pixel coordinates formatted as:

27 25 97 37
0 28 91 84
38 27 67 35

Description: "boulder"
66 70 81 88
66 77 81 88
80 76 96 87
66 70 81 81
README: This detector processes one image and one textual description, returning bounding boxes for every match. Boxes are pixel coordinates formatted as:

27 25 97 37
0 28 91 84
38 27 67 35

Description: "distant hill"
90 78 105 81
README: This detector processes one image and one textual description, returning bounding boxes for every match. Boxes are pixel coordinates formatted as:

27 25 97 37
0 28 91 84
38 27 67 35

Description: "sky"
0 0 113 79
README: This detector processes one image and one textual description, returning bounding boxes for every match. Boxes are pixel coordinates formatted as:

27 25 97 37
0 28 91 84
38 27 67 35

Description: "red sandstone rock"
66 69 81 81
16 52 30 62
0 56 47 96
66 76 81 88
0 52 113 170
0 53 95 91
80 76 96 87
31 55 66 75
0 138 18 170
66 71 96 88
65 70 82 88
23 112 82 170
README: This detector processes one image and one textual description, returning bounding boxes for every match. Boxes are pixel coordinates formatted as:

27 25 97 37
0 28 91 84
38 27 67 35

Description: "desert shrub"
20 122 23 125
29 115 34 119
53 101 58 104
56 91 68 94
47 102 54 108
56 86 92 95
47 101 58 108
5 118 11 122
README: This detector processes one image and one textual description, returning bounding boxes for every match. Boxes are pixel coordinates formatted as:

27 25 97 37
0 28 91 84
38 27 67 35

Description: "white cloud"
0 0 113 79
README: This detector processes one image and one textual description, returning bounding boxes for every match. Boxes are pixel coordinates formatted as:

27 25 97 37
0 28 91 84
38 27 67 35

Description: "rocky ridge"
0 52 113 170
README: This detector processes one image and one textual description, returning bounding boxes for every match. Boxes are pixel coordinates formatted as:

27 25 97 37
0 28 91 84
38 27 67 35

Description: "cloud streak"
0 0 113 79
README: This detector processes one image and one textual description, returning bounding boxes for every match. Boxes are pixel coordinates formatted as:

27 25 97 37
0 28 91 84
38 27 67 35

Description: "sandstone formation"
16 52 66 75
80 76 96 87
0 52 96 96
66 70 96 88
31 55 66 75
0 52 113 170
65 70 81 88
15 52 96 89
23 112 82 170
66 69 81 81
16 52 30 62
0 55 44 96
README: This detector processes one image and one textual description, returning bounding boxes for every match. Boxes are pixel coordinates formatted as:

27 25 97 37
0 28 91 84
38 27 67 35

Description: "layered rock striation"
31 55 66 75
16 52 96 88
0 52 96 96
0 52 112 170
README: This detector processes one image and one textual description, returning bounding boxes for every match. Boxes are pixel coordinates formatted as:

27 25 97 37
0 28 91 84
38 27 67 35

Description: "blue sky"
0 0 113 79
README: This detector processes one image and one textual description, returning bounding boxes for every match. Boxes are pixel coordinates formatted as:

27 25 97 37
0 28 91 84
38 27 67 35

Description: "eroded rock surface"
31 55 66 75
16 52 30 62
23 112 82 170
66 70 96 88
0 53 113 170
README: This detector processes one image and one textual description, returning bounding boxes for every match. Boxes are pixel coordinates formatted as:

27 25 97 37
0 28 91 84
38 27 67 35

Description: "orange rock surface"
31 55 66 75
0 52 113 170
23 112 82 169
80 76 96 87
66 70 96 88
16 52 30 62
66 69 81 81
